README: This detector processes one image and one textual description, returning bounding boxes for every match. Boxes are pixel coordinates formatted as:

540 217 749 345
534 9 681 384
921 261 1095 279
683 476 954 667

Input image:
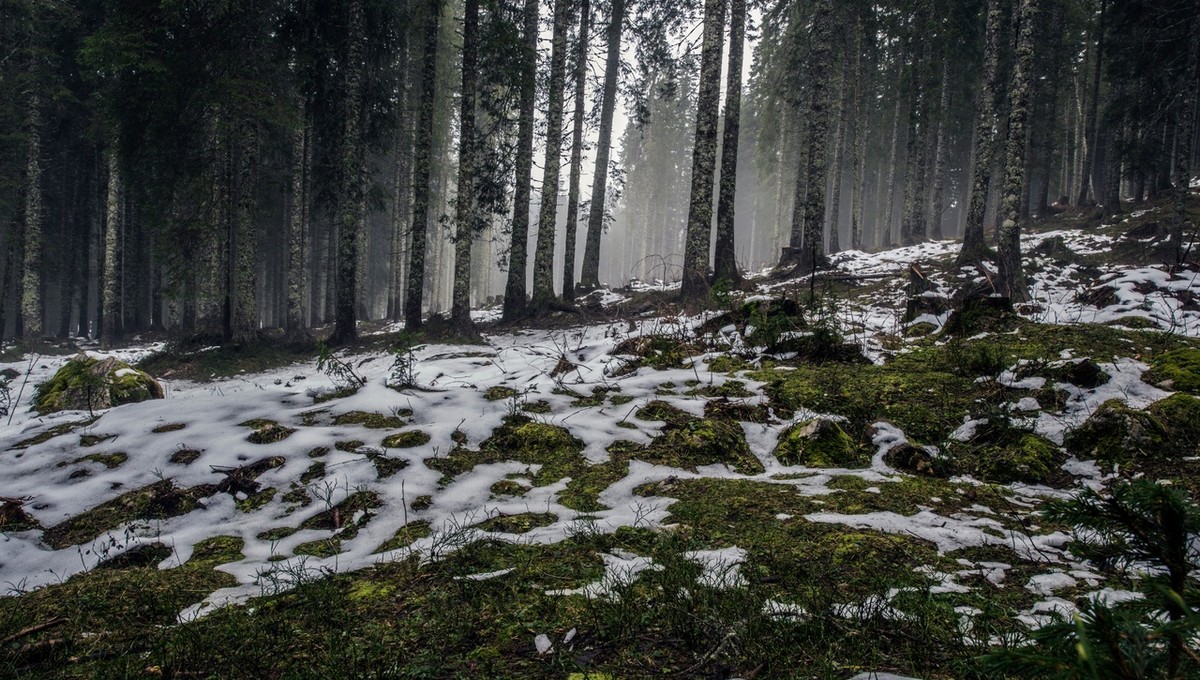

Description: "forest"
3 0 1200 678
0 0 1195 344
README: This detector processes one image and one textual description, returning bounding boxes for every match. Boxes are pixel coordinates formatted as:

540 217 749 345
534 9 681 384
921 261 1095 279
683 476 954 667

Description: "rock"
883 441 947 477
942 295 1016 336
774 419 863 467
33 355 164 415
1064 399 1167 463
1143 348 1200 395
1053 358 1109 389
1147 393 1200 454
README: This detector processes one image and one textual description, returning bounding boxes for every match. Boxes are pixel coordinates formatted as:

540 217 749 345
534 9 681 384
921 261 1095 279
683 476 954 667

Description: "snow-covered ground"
1 216 1197 638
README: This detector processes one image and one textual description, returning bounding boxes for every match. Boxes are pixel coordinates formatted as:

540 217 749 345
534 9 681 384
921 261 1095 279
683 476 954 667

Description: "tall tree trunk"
405 0 443 330
996 0 1038 303
285 99 311 342
957 0 1004 266
1102 115 1124 217
502 0 540 318
797 0 834 276
388 40 414 321
530 0 571 310
579 0 625 292
881 56 906 249
680 0 727 304
1076 0 1106 206
1035 0 1066 217
228 123 260 344
713 0 745 283
1172 5 1199 265
828 45 850 255
450 0 480 332
930 54 951 240
21 93 42 341
850 19 869 251
101 147 121 350
331 0 366 344
562 0 590 301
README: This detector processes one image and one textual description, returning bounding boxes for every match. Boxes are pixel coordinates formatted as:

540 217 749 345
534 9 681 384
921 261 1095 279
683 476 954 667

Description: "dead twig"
1 617 69 645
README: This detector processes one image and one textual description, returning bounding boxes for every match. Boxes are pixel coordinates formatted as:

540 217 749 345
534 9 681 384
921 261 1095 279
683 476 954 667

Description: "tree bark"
796 0 834 276
850 18 869 251
930 54 951 240
101 147 121 350
713 0 745 283
996 0 1039 303
21 92 42 341
881 53 906 250
957 0 1004 266
530 0 571 310
828 41 852 255
331 0 366 344
285 98 311 343
1076 0 1106 206
680 0 727 305
579 0 625 293
405 0 443 330
1172 4 1199 264
450 0 480 332
562 0 590 301
502 0 541 318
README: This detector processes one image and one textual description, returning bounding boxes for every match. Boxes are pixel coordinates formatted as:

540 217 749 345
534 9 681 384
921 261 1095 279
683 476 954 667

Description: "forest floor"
2 192 1200 679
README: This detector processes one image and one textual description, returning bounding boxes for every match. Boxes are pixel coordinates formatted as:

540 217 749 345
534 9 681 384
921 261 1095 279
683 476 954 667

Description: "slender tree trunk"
1076 0 1106 206
881 58 906 249
957 0 1004 266
1172 6 1199 264
331 0 367 344
450 0 480 332
562 0 590 301
930 55 951 240
502 0 541 317
530 0 572 309
405 0 444 330
579 0 625 292
21 93 42 341
285 99 311 342
228 122 260 344
850 19 869 251
1102 114 1124 216
797 0 834 276
996 0 1038 303
713 0 745 283
101 147 121 349
828 45 850 255
680 0 727 304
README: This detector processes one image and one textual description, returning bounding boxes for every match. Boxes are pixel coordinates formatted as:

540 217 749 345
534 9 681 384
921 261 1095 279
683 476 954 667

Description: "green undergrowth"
137 340 314 382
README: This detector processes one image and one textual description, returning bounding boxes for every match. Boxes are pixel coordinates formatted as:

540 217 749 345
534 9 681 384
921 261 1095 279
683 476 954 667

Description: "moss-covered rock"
974 433 1061 484
1144 348 1200 393
382 430 431 449
883 441 948 477
774 419 863 467
1064 399 1168 464
33 355 163 415
1148 393 1200 454
641 416 764 474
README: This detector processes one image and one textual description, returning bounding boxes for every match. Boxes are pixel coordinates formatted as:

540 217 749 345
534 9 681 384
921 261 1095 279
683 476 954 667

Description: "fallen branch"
1 617 68 645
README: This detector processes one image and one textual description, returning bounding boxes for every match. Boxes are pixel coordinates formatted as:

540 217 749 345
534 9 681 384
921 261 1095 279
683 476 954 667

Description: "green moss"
308 446 330 458
1064 399 1168 464
151 422 187 433
33 355 164 415
640 416 764 475
365 451 408 478
294 537 343 558
609 394 634 406
282 487 312 508
257 527 299 542
169 448 202 465
73 452 129 469
42 481 210 549
382 430 431 448
335 439 366 453
634 400 690 423
300 491 382 531
301 462 327 483
79 433 116 447
475 512 556 534
974 433 1061 485
706 354 751 373
1144 348 1200 393
241 419 296 444
774 419 863 467
13 417 98 449
489 480 528 497
189 535 245 565
484 385 519 401
410 495 432 511
611 334 699 371
522 399 553 414
313 385 361 404
236 487 277 513
686 380 755 398
332 411 407 428
373 521 433 553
